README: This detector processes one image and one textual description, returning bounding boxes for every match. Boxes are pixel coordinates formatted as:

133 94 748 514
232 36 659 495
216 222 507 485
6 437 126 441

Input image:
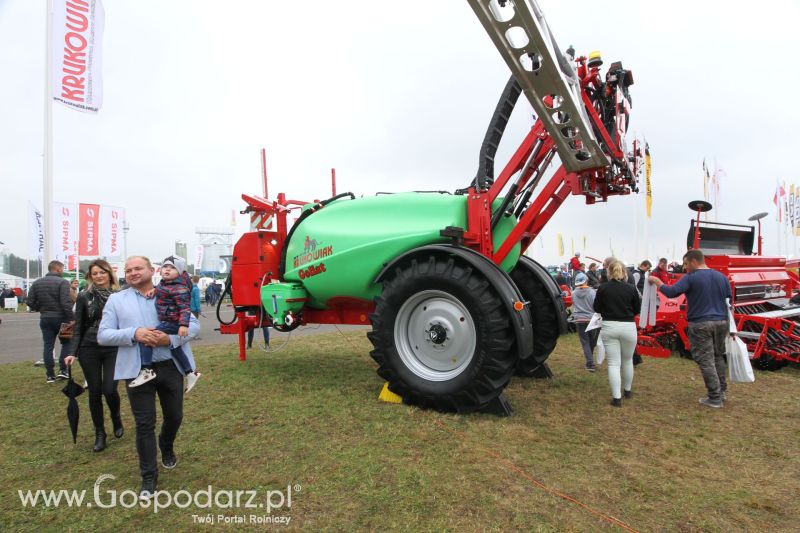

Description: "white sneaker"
185 372 202 393
129 368 156 388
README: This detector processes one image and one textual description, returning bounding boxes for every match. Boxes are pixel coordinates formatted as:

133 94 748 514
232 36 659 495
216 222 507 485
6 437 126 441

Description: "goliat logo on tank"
298 263 326 280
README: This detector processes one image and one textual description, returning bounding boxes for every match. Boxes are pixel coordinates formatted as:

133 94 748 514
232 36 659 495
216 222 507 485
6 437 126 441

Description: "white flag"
52 202 78 265
52 0 105 113
99 205 124 259
194 245 204 271
29 202 45 260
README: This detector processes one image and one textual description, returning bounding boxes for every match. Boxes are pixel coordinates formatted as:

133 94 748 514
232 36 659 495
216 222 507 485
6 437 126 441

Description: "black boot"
111 412 124 439
93 428 107 452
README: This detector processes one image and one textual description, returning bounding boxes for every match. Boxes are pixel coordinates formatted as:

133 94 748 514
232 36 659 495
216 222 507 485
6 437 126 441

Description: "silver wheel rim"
393 290 476 381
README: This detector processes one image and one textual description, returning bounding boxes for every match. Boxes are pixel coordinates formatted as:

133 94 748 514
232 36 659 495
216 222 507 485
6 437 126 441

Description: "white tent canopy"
0 273 25 289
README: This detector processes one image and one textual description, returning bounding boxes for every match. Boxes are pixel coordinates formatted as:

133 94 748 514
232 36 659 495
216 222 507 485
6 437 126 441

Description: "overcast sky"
2 0 800 269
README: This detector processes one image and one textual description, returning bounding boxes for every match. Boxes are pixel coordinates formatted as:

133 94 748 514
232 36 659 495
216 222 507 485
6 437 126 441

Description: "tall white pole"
123 219 129 260
43 0 53 266
26 218 30 284
636 195 639 261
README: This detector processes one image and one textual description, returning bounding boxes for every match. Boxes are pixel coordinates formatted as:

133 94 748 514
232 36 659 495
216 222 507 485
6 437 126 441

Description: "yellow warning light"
588 50 603 68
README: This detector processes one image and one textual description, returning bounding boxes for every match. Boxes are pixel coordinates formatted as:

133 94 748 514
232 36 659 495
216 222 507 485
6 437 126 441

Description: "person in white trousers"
593 260 642 407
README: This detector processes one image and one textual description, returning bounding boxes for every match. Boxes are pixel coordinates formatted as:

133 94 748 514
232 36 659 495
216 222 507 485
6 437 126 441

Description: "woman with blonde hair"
65 259 123 451
593 260 641 407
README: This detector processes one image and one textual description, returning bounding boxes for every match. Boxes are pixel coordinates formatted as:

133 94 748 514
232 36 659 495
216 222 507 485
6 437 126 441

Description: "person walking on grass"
98 256 201 500
247 326 271 349
593 260 641 407
586 262 600 288
64 260 123 452
651 258 671 284
633 260 652 296
69 278 80 303
129 256 201 392
26 260 74 383
649 249 731 408
190 276 201 319
572 272 599 372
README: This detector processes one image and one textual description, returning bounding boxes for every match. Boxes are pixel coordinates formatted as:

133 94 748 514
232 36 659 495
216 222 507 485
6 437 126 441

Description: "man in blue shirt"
98 256 200 499
649 249 731 408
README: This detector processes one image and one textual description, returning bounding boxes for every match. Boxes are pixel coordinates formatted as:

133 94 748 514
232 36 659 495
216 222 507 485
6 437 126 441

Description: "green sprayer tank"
262 193 521 320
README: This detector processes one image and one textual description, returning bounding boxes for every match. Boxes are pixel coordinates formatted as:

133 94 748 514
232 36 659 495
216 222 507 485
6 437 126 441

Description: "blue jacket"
659 268 731 323
98 287 200 380
190 284 201 313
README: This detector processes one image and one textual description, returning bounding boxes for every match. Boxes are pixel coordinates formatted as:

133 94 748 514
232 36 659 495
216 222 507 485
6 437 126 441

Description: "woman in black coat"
64 260 122 452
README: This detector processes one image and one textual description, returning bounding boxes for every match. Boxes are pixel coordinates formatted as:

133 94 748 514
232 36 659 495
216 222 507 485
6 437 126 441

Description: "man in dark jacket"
633 260 652 296
650 250 732 408
27 260 75 383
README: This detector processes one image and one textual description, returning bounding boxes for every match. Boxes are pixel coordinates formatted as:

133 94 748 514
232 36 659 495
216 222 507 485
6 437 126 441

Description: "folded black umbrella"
61 368 85 444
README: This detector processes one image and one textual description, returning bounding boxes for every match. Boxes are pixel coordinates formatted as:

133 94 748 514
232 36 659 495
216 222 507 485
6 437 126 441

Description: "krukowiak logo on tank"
292 236 333 269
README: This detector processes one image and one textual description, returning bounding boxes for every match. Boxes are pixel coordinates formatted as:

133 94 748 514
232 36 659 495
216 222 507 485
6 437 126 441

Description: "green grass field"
1 332 798 532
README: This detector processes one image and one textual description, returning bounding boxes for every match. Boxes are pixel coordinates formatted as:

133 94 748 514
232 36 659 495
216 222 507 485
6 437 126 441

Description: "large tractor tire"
368 255 517 413
509 257 567 377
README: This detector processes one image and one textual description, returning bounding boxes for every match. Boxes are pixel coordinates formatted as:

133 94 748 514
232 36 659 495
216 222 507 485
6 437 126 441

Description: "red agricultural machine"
636 201 800 370
217 0 643 414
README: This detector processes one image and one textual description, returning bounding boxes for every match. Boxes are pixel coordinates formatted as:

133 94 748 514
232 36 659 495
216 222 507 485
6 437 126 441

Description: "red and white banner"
52 0 105 113
51 202 78 266
79 203 100 256
99 205 125 259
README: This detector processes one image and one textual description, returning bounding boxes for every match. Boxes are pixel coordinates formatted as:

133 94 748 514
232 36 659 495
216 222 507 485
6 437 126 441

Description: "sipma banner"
78 203 100 256
52 202 78 267
52 0 105 113
99 205 124 259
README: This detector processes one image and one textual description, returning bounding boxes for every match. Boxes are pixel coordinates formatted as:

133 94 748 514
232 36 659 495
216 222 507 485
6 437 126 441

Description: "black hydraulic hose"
215 270 235 326
278 192 355 277
513 149 556 218
458 75 521 194
319 192 355 206
490 183 518 231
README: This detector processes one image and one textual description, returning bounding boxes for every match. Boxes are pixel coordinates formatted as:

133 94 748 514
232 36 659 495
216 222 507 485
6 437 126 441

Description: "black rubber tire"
509 261 563 377
752 355 788 371
368 255 516 413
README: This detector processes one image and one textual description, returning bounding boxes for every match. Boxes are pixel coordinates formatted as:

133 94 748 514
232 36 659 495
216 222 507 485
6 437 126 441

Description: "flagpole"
43 0 53 266
633 188 639 262
26 211 30 284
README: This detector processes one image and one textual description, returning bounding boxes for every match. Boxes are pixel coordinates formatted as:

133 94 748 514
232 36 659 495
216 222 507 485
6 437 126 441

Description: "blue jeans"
138 322 193 375
40 317 69 376
247 326 270 347
576 322 599 367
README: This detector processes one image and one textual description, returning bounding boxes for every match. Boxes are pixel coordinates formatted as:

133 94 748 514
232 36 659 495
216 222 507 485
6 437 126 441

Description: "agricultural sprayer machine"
636 201 800 370
218 0 643 413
